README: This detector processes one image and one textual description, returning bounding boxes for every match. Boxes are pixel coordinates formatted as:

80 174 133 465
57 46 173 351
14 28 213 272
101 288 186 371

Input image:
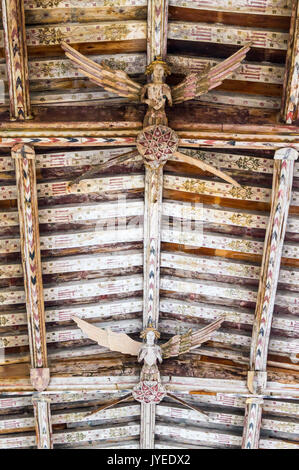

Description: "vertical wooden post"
281 0 299 124
140 161 165 450
241 398 264 449
249 147 298 392
12 144 49 391
143 162 164 329
140 402 156 449
2 0 32 120
142 1 169 450
147 0 169 64
32 395 53 449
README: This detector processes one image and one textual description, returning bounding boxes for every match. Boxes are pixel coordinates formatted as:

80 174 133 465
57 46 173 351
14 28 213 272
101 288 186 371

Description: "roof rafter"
1 0 32 120
139 0 169 450
249 147 298 387
12 144 52 449
281 0 299 123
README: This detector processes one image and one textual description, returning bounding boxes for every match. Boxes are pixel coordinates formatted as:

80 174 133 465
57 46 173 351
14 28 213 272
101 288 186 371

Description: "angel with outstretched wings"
62 42 250 128
62 42 250 188
72 315 225 416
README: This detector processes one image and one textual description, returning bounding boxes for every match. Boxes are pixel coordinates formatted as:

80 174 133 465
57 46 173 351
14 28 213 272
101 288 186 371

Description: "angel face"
152 63 166 83
146 330 156 346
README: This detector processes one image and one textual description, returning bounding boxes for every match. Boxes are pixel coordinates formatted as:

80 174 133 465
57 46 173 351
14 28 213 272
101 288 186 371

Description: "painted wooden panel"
12 144 48 369
28 53 146 80
0 318 142 348
3 148 299 176
0 274 143 306
159 299 299 334
0 298 142 327
25 21 146 46
1 228 298 258
52 423 140 446
168 22 289 50
1 0 32 120
197 92 281 109
169 0 293 16
168 55 285 85
159 318 299 354
0 200 144 226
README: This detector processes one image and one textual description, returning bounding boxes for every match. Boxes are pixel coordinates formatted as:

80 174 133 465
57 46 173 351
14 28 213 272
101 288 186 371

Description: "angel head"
140 320 160 345
146 56 171 82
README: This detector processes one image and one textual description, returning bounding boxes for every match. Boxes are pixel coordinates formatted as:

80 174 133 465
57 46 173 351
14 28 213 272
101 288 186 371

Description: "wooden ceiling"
0 0 298 450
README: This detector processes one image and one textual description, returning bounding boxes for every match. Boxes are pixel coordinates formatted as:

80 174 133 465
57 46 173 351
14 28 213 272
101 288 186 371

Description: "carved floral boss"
62 42 251 187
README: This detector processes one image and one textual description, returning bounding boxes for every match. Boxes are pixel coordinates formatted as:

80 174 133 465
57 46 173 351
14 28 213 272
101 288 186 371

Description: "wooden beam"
241 397 263 449
140 1 169 450
281 0 299 123
167 21 289 50
1 0 32 120
32 395 53 449
147 0 168 63
11 144 49 391
0 127 299 148
249 147 298 393
169 0 292 16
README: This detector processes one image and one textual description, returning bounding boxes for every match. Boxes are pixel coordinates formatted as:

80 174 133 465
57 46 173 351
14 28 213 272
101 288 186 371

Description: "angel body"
138 330 163 381
140 63 172 127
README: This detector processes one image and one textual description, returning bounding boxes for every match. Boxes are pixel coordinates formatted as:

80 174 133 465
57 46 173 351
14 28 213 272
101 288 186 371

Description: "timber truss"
0 0 298 450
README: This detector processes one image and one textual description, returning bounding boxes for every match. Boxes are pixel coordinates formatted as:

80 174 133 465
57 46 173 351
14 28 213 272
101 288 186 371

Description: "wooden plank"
0 199 144 226
168 0 293 16
24 0 146 7
1 196 298 234
168 55 285 85
25 21 146 47
0 173 144 200
167 22 289 50
1 0 32 120
250 148 298 383
0 275 143 306
53 423 140 446
159 318 299 355
281 0 299 123
159 299 299 335
0 318 142 349
197 92 281 109
0 298 143 327
12 145 48 386
1 227 298 259
24 0 147 23
27 54 146 80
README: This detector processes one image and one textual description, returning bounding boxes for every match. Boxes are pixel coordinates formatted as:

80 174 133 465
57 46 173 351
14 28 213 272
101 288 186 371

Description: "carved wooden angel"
62 42 250 188
72 314 225 414
72 314 225 380
62 42 251 128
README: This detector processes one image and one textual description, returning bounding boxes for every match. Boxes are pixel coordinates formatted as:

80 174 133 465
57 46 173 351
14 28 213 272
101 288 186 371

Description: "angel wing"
72 315 142 356
171 44 251 105
61 42 142 101
161 315 225 359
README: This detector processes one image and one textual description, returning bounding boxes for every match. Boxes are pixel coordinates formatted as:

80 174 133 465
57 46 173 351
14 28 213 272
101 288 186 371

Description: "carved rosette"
132 380 166 404
137 125 179 168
